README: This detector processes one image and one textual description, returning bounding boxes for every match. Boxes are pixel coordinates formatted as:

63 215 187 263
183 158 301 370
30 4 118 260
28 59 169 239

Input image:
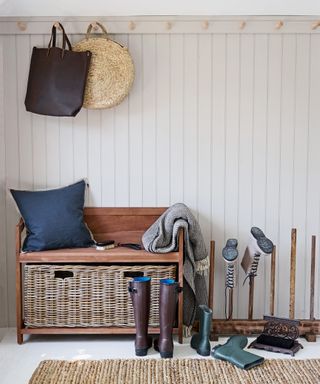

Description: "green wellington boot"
211 335 264 370
190 305 213 356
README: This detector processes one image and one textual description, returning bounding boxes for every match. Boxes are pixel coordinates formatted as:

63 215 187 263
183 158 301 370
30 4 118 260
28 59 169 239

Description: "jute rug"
29 358 320 384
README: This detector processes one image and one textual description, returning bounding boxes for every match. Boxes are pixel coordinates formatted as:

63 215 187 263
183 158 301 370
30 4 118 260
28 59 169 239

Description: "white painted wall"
0 17 320 328
0 0 320 16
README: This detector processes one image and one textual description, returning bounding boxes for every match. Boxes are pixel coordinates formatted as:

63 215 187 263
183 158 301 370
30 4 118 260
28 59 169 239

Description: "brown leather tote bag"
25 23 92 117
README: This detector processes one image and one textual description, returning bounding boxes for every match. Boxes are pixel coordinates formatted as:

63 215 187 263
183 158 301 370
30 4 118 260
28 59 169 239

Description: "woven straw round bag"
73 22 134 109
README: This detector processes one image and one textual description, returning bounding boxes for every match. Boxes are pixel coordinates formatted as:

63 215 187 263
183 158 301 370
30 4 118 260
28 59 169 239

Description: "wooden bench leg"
305 333 317 342
17 331 23 345
178 289 183 344
16 256 23 345
178 229 184 344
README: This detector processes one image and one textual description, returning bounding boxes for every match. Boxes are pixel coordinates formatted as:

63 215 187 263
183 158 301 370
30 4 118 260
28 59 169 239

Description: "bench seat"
20 246 180 263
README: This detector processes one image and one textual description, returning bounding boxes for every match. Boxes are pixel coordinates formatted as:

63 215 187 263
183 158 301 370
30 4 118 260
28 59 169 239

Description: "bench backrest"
84 207 167 244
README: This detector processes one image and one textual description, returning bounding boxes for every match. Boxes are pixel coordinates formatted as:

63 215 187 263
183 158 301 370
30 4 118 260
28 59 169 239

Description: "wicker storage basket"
24 264 176 328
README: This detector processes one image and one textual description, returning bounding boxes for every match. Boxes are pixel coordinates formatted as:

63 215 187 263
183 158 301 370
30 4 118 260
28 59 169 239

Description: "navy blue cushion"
10 180 94 252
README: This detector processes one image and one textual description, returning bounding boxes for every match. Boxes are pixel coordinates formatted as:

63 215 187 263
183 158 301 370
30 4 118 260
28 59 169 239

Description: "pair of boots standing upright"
128 277 181 358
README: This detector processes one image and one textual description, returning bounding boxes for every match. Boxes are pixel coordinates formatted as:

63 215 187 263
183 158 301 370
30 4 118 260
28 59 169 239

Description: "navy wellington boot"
154 279 182 358
128 276 153 356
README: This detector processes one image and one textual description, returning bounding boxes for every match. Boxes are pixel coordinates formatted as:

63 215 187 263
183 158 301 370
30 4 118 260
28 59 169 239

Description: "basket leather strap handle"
86 22 108 39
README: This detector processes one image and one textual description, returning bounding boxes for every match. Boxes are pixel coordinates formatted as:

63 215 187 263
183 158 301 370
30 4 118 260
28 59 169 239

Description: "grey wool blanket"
142 203 209 333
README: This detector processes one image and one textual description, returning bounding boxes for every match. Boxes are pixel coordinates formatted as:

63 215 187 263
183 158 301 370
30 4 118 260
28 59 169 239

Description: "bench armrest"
16 218 25 255
178 227 184 252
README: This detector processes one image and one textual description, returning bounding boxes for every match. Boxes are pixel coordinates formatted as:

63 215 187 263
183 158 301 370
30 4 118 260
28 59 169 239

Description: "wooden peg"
128 21 136 31
275 20 284 30
17 21 27 32
202 20 209 30
312 21 320 30
53 21 63 31
91 22 99 31
239 21 246 30
165 21 172 31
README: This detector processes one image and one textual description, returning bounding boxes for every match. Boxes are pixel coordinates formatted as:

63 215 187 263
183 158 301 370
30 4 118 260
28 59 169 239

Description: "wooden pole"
289 228 297 320
228 288 234 320
270 245 276 316
248 275 255 320
310 235 316 320
208 240 215 312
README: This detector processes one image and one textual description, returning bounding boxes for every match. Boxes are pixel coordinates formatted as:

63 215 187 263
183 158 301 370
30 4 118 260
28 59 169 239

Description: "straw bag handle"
86 22 108 39
86 22 126 49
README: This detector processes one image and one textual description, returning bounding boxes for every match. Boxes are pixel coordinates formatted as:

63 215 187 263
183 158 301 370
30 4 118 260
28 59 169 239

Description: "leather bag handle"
47 22 72 58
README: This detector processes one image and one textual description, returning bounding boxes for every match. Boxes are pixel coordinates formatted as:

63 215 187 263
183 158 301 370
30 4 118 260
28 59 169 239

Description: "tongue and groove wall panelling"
251 34 269 319
0 36 7 327
307 33 320 320
101 103 115 206
114 35 130 207
156 34 170 207
237 33 254 318
211 34 227 319
183 34 198 213
128 34 143 207
224 34 241 317
293 34 311 320
169 34 184 205
197 34 212 252
31 35 46 189
1 17 320 326
72 35 90 205
277 35 297 318
142 34 157 206
264 34 282 318
3 34 19 327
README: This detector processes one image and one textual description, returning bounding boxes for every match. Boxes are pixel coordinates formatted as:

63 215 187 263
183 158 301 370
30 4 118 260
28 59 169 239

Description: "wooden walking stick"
228 288 234 320
270 245 276 316
208 240 215 312
208 240 216 340
248 275 255 320
306 235 317 342
310 235 316 320
289 228 297 320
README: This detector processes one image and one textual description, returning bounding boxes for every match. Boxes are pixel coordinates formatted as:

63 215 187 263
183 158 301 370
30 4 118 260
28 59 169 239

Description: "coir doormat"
29 358 320 384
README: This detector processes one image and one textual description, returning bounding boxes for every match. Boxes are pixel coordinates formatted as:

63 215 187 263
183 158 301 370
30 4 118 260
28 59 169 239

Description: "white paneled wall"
1 17 320 327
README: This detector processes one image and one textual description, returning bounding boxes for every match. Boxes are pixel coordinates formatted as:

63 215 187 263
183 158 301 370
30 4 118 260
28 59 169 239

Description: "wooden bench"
16 207 184 344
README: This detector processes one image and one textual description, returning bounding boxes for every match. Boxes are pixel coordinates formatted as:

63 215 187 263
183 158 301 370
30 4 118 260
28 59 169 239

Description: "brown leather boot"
128 276 153 356
154 279 182 358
